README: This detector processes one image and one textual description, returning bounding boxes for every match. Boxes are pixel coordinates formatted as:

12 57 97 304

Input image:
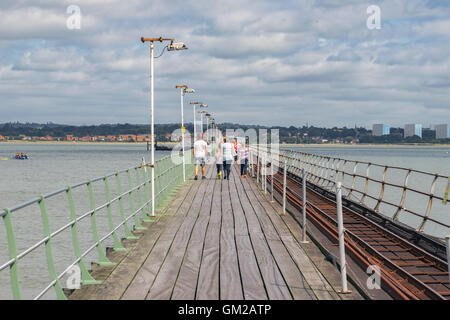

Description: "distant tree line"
0 122 448 144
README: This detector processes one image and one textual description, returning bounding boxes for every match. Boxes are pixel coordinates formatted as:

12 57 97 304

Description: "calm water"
0 143 170 209
0 143 170 299
284 145 450 176
283 145 450 238
0 143 449 299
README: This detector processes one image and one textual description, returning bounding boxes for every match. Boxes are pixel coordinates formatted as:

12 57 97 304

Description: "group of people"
15 153 29 160
193 135 249 181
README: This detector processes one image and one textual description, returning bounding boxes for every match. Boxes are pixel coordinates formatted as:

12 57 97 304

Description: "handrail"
0 153 193 300
250 145 449 239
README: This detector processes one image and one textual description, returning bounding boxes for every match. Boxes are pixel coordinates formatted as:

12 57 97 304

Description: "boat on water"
14 153 30 160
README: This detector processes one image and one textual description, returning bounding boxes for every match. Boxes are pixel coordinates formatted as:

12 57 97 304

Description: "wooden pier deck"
69 165 362 300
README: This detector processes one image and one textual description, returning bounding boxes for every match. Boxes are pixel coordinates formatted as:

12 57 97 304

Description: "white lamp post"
141 36 187 216
190 101 203 142
175 85 195 182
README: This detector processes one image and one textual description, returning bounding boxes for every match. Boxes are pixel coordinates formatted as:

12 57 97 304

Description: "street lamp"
205 113 211 142
199 104 208 137
141 36 187 217
190 101 203 142
175 85 195 182
199 110 208 138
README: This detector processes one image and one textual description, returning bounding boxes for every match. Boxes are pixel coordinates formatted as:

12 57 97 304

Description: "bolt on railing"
0 154 193 300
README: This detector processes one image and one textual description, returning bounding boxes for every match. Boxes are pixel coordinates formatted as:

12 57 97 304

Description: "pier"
68 165 361 300
1 148 449 300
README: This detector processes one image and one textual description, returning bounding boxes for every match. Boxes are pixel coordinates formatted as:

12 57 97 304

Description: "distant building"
372 124 390 136
404 124 422 138
66 135 74 141
435 124 450 139
0 135 4 140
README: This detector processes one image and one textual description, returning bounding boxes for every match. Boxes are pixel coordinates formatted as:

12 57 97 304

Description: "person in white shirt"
193 134 208 180
221 137 235 180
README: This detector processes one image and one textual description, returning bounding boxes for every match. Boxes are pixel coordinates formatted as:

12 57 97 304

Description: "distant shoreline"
0 140 177 145
281 143 450 147
1 141 449 147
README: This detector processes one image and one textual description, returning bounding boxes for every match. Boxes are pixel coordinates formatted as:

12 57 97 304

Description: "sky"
0 0 449 128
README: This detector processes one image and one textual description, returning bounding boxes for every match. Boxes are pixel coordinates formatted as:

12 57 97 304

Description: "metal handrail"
0 154 194 300
250 145 449 239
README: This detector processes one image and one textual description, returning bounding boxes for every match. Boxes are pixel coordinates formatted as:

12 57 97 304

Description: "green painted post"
2 208 21 300
87 181 116 267
155 159 162 209
136 167 152 222
38 197 67 299
103 177 128 252
115 173 140 239
65 189 101 285
126 170 147 230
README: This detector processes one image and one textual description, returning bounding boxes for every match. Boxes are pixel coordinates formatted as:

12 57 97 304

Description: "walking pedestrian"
222 137 234 180
193 134 208 180
238 141 249 177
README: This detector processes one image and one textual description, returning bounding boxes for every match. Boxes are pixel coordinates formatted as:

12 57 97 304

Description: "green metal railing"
0 154 194 300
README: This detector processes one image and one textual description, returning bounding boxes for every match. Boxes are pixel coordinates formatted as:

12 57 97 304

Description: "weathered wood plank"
171 177 217 300
69 178 195 300
196 174 222 300
146 170 215 300
231 167 292 300
220 178 244 300
228 171 268 300
121 173 210 300
236 166 315 300
246 175 338 300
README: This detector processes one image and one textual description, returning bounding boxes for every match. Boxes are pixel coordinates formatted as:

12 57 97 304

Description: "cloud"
0 0 449 127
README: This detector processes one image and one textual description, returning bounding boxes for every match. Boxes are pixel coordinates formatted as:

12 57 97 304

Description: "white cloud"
0 0 449 127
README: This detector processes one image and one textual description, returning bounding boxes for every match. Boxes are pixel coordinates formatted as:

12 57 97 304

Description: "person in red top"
233 138 240 162
238 141 249 177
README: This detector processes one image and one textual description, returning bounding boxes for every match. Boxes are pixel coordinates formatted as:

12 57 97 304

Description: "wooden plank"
231 166 292 300
171 177 217 300
121 172 210 300
264 174 366 300
228 171 268 300
70 178 196 300
236 166 315 300
220 178 244 300
196 173 222 300
246 176 339 300
146 169 215 300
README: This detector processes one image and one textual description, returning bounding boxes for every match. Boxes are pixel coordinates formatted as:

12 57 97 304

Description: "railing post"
282 160 287 214
270 157 274 202
263 156 267 194
301 169 309 244
256 152 260 184
66 188 101 285
446 235 450 286
136 167 152 222
38 196 67 299
336 182 350 293
126 170 147 231
103 177 128 252
2 208 21 300
87 181 116 267
115 172 140 239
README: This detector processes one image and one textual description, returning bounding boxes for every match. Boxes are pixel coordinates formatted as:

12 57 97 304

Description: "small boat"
14 153 30 160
